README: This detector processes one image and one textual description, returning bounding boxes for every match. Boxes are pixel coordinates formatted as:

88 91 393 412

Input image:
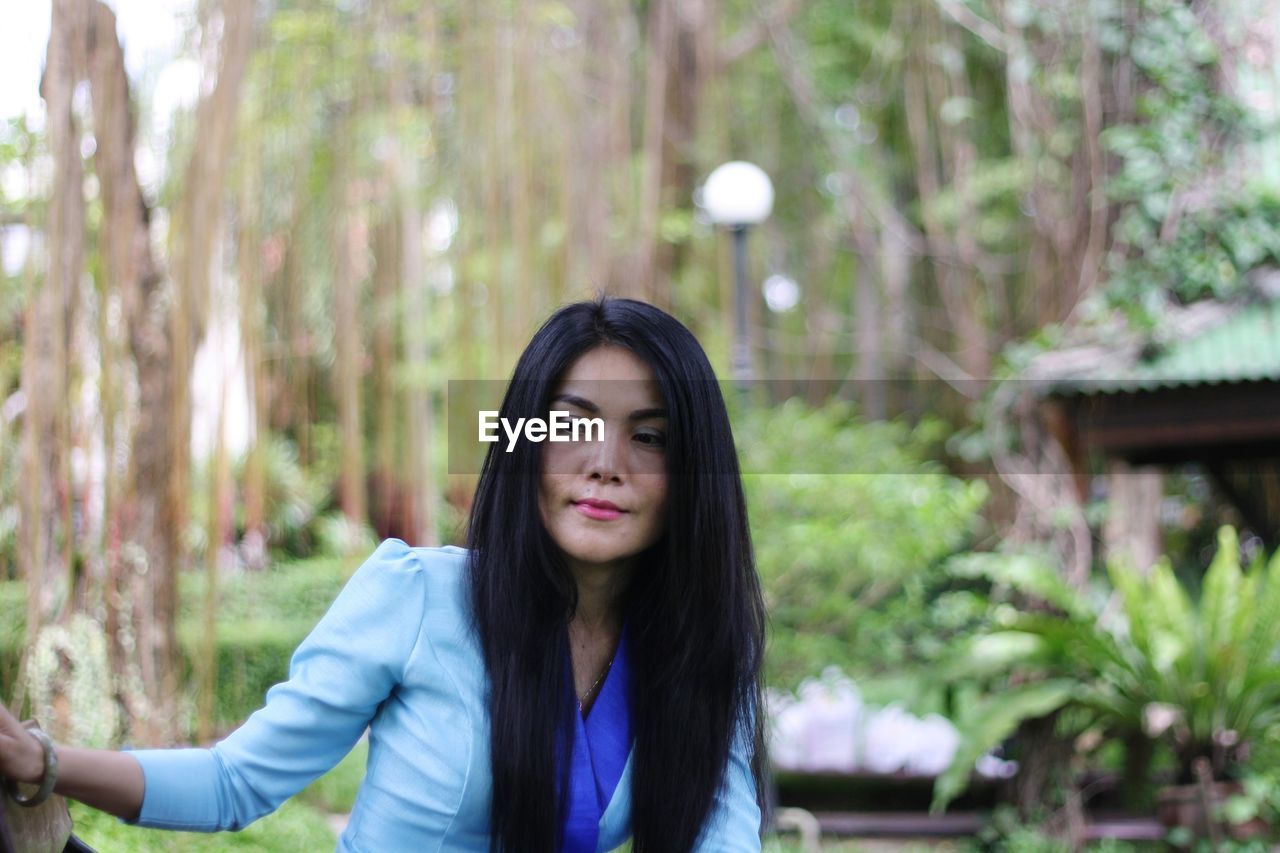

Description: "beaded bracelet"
4 720 57 808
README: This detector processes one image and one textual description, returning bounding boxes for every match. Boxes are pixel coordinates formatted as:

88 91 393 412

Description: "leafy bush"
1098 0 1273 323
736 398 989 690
932 527 1280 811
186 433 330 563
312 511 378 558
176 554 355 726
178 554 352 625
176 617 319 729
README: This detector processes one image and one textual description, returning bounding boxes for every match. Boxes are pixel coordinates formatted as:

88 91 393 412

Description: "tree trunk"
565 0 619 300
1103 458 1164 576
23 0 88 651
905 2 990 386
168 0 254 571
83 0 178 744
637 0 710 309
1009 711 1083 847
370 212 398 539
387 7 439 544
333 127 368 528
854 250 886 418
83 0 252 744
237 129 267 569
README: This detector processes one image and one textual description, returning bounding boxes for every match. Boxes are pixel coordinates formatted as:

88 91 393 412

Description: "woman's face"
538 345 669 577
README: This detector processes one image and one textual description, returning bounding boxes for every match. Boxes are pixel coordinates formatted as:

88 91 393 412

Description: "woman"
0 295 769 852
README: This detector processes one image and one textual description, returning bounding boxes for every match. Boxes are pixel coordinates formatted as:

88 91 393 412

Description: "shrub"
932 527 1280 811
735 397 989 689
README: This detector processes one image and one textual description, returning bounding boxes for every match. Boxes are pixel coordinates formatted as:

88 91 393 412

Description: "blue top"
122 539 762 852
559 619 631 853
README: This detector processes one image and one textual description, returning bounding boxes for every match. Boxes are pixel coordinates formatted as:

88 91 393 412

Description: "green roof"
1048 298 1280 395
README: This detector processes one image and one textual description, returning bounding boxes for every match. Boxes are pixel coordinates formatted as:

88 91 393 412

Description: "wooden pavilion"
1025 292 1280 563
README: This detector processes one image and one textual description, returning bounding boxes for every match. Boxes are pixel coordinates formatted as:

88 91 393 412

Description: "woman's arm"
0 703 143 821
53 746 145 819
1 538 427 832
124 538 428 831
693 701 765 852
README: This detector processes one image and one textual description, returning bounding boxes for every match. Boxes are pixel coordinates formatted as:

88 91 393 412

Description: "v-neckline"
559 620 633 853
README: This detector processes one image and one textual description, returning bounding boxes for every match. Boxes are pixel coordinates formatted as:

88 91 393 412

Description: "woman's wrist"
19 728 47 784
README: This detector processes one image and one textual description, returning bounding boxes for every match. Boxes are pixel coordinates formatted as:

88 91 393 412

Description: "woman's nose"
585 421 626 481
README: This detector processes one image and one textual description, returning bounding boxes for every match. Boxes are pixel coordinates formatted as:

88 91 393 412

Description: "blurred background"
3 0 1280 849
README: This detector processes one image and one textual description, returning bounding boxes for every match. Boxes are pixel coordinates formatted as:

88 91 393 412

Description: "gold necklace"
577 657 613 713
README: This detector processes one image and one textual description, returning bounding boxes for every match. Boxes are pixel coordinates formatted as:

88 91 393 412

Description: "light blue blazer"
124 539 763 852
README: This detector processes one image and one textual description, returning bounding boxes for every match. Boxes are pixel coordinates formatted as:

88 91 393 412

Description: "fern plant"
932 526 1280 812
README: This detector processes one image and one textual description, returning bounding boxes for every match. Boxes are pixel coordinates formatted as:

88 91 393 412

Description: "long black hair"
464 294 768 852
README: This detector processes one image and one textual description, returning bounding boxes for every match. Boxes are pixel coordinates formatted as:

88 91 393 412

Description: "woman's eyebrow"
550 393 668 420
626 406 669 421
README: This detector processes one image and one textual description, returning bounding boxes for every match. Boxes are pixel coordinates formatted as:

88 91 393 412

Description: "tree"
21 0 87 672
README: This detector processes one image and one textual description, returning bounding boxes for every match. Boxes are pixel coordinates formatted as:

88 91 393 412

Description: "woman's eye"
634 431 666 448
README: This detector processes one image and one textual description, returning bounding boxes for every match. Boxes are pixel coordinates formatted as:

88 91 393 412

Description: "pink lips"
574 499 625 521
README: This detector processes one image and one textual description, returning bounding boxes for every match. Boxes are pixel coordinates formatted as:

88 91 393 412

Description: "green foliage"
176 617 318 729
0 418 17 579
947 550 1091 620
312 511 378 559
928 158 1034 252
0 580 24 687
737 398 989 689
1221 768 1280 841
0 119 34 583
177 554 352 625
975 804 1146 852
1 554 368 735
932 527 1280 810
1104 189 1280 317
187 433 329 561
931 680 1075 813
250 433 330 554
1100 0 1277 321
175 554 354 726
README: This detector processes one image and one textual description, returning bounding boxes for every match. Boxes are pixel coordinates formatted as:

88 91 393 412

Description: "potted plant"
931 526 1280 841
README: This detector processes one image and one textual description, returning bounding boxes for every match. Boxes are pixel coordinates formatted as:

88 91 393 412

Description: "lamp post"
701 161 774 398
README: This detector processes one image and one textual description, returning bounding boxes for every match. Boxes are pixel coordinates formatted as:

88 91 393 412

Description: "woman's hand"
0 701 45 785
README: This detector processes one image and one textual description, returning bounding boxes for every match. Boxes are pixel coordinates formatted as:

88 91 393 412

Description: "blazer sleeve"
692 700 764 852
121 538 428 831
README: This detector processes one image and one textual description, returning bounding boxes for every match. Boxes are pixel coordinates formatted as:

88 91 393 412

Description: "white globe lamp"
702 161 774 227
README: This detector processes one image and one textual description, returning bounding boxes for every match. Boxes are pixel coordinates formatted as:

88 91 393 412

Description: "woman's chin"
560 544 638 571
